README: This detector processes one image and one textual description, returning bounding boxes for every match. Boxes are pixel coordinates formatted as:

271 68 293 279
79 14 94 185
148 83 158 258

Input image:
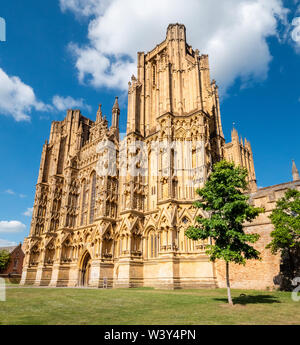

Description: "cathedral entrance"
79 251 91 287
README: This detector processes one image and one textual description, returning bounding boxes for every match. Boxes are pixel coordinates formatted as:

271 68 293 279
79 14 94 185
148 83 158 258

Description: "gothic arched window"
148 231 158 258
152 65 156 85
89 172 96 224
80 179 88 226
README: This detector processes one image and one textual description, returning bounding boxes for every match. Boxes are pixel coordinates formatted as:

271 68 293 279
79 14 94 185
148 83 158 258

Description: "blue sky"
0 0 299 246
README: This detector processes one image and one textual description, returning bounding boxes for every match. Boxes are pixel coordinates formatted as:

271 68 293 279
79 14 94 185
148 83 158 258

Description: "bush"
0 250 11 273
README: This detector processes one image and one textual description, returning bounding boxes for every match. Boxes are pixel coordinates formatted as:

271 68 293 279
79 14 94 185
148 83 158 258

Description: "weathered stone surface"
20 24 298 290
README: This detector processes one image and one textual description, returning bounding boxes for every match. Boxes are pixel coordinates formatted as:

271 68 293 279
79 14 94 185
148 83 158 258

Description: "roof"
0 243 21 254
251 180 300 199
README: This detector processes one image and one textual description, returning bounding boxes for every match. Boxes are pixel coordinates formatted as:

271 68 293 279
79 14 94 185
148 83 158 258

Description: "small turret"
96 104 103 123
112 96 120 129
244 138 252 152
292 160 299 181
231 127 239 141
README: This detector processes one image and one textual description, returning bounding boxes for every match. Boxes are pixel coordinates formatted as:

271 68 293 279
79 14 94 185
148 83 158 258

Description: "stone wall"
215 180 300 290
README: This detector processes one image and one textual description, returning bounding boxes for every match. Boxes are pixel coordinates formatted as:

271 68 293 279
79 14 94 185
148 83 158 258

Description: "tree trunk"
288 248 295 279
226 261 233 305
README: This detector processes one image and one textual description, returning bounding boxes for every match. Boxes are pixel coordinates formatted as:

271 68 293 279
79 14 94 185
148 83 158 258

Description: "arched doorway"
79 251 91 287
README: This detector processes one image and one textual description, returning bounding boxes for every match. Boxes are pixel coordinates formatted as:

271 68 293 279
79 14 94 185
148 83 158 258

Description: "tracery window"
152 65 156 85
89 172 96 224
80 179 88 226
50 187 62 232
148 231 158 258
66 187 78 228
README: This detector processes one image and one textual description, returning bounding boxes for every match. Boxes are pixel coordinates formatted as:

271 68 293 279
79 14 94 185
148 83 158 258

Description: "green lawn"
0 286 299 325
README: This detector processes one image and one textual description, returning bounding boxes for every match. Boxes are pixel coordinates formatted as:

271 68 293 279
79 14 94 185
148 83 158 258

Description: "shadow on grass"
214 294 281 305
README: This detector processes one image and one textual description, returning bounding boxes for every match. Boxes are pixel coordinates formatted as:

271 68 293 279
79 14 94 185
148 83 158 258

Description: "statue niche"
45 241 55 265
102 231 113 259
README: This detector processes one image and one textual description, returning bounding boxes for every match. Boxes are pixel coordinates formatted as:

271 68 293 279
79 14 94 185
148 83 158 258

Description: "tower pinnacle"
112 96 120 129
166 23 186 43
96 104 102 123
292 160 299 181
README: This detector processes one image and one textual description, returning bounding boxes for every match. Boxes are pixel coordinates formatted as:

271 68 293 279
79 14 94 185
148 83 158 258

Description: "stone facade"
21 24 294 290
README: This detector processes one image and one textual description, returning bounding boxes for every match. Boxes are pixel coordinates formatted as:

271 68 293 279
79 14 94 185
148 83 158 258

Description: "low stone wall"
0 273 22 284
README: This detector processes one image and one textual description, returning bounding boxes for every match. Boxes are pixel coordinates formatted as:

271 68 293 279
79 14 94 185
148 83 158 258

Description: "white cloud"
61 0 288 95
0 68 50 121
0 239 18 247
60 0 111 18
23 207 33 217
0 221 26 233
0 67 91 121
52 95 91 112
5 189 15 195
4 190 27 198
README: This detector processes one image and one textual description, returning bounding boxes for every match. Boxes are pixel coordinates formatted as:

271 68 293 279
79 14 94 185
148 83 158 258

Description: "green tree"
185 160 264 305
0 249 10 273
266 188 300 287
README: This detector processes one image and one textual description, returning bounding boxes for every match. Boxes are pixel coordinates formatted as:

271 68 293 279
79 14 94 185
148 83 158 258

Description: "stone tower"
21 24 257 289
224 127 257 191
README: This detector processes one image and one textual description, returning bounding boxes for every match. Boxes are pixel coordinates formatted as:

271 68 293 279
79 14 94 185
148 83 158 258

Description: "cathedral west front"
21 24 299 290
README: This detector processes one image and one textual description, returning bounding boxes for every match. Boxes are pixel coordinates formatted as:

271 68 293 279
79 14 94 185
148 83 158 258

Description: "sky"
0 0 299 246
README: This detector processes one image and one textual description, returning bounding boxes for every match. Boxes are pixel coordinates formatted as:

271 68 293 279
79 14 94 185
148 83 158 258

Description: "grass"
0 286 299 325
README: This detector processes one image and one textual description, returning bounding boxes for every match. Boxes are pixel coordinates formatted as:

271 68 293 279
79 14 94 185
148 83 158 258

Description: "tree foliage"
267 188 300 254
0 249 10 273
185 160 264 304
266 188 300 287
186 160 264 264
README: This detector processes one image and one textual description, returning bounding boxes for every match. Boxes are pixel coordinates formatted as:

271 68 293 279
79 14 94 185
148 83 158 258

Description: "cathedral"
20 24 299 289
